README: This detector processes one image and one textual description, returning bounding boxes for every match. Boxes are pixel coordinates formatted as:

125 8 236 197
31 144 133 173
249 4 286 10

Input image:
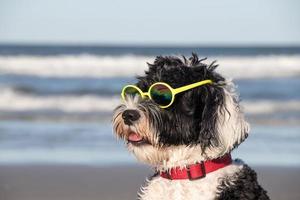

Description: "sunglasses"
121 79 213 108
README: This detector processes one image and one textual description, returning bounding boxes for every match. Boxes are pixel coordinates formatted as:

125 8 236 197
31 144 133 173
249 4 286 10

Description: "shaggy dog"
112 54 269 200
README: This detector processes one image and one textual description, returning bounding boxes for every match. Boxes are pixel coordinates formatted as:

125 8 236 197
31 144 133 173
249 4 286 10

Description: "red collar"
160 154 232 180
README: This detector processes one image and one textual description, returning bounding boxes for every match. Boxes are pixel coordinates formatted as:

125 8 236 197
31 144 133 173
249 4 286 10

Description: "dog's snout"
122 109 140 125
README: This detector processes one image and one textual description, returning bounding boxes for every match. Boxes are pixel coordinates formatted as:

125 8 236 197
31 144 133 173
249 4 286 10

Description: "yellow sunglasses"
121 79 213 108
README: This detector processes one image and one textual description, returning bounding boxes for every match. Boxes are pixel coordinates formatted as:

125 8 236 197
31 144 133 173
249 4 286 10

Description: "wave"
0 88 299 115
243 100 300 115
0 54 148 78
0 54 300 79
2 85 119 96
0 88 120 112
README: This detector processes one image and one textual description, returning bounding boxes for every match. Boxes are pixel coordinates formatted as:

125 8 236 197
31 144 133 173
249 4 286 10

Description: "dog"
112 54 269 200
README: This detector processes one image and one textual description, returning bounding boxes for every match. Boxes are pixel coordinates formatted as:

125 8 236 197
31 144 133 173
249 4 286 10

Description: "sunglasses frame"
121 79 213 108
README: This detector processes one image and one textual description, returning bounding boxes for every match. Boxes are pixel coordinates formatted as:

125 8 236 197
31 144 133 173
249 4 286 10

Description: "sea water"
0 45 299 166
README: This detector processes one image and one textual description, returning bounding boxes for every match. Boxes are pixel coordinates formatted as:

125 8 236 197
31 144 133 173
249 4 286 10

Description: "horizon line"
0 42 300 48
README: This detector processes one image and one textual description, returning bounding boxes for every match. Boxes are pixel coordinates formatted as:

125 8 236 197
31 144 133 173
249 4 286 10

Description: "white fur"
123 94 140 110
139 160 244 200
216 82 250 154
129 144 225 172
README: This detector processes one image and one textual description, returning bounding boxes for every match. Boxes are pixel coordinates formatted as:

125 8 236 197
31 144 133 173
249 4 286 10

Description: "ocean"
0 45 299 166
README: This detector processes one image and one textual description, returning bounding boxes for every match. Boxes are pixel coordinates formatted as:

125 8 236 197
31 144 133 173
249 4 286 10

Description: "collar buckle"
187 161 206 180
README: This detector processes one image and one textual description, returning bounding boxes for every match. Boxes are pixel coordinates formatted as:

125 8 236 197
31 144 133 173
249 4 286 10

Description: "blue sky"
0 0 299 45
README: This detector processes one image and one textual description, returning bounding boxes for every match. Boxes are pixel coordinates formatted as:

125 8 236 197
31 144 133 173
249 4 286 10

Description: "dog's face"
113 54 249 170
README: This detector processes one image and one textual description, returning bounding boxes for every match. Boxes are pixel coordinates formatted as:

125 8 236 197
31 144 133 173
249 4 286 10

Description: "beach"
0 164 299 200
0 45 299 200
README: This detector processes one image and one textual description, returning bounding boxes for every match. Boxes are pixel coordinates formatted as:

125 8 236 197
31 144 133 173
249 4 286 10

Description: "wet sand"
0 164 299 200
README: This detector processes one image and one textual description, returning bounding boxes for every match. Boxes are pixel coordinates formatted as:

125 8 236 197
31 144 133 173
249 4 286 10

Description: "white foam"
0 149 134 165
0 54 300 79
0 54 149 77
0 88 120 112
242 100 300 114
0 88 299 115
216 55 300 79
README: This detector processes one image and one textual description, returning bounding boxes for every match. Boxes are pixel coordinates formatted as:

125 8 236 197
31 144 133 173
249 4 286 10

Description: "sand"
0 164 299 200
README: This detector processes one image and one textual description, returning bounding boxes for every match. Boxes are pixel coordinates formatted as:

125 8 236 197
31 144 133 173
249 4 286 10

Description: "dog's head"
112 54 249 170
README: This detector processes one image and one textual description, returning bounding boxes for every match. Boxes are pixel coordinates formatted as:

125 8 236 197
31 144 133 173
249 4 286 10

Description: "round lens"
150 84 173 107
123 86 141 99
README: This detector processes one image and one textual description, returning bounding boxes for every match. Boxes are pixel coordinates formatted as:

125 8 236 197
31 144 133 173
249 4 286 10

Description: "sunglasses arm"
173 80 213 94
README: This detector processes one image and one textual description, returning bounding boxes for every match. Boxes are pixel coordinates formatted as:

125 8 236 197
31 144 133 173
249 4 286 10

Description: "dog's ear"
194 83 224 151
194 80 249 156
215 81 250 154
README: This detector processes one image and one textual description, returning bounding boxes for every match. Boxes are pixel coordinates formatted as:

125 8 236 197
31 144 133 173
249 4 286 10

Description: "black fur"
136 54 226 150
216 162 269 200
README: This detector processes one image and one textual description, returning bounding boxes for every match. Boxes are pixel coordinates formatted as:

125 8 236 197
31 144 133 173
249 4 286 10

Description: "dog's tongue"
128 132 143 142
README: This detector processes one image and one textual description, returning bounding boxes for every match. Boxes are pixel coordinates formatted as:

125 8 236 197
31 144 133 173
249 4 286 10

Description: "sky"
0 0 299 45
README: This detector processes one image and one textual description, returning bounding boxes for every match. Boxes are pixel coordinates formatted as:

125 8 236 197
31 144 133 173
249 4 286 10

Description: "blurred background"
0 0 299 200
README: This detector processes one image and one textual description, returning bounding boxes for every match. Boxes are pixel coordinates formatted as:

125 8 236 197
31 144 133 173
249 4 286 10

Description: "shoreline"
0 164 299 200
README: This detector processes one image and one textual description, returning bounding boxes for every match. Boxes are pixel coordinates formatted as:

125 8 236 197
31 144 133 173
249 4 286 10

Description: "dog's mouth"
127 131 150 146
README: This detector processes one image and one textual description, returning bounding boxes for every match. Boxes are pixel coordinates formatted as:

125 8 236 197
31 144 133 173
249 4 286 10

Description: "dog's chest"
138 164 241 200
139 177 218 200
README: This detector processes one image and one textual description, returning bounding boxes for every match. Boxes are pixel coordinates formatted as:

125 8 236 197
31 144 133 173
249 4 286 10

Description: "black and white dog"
113 54 269 200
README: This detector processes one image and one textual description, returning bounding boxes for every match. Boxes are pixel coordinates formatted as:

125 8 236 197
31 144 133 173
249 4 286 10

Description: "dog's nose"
122 109 140 125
